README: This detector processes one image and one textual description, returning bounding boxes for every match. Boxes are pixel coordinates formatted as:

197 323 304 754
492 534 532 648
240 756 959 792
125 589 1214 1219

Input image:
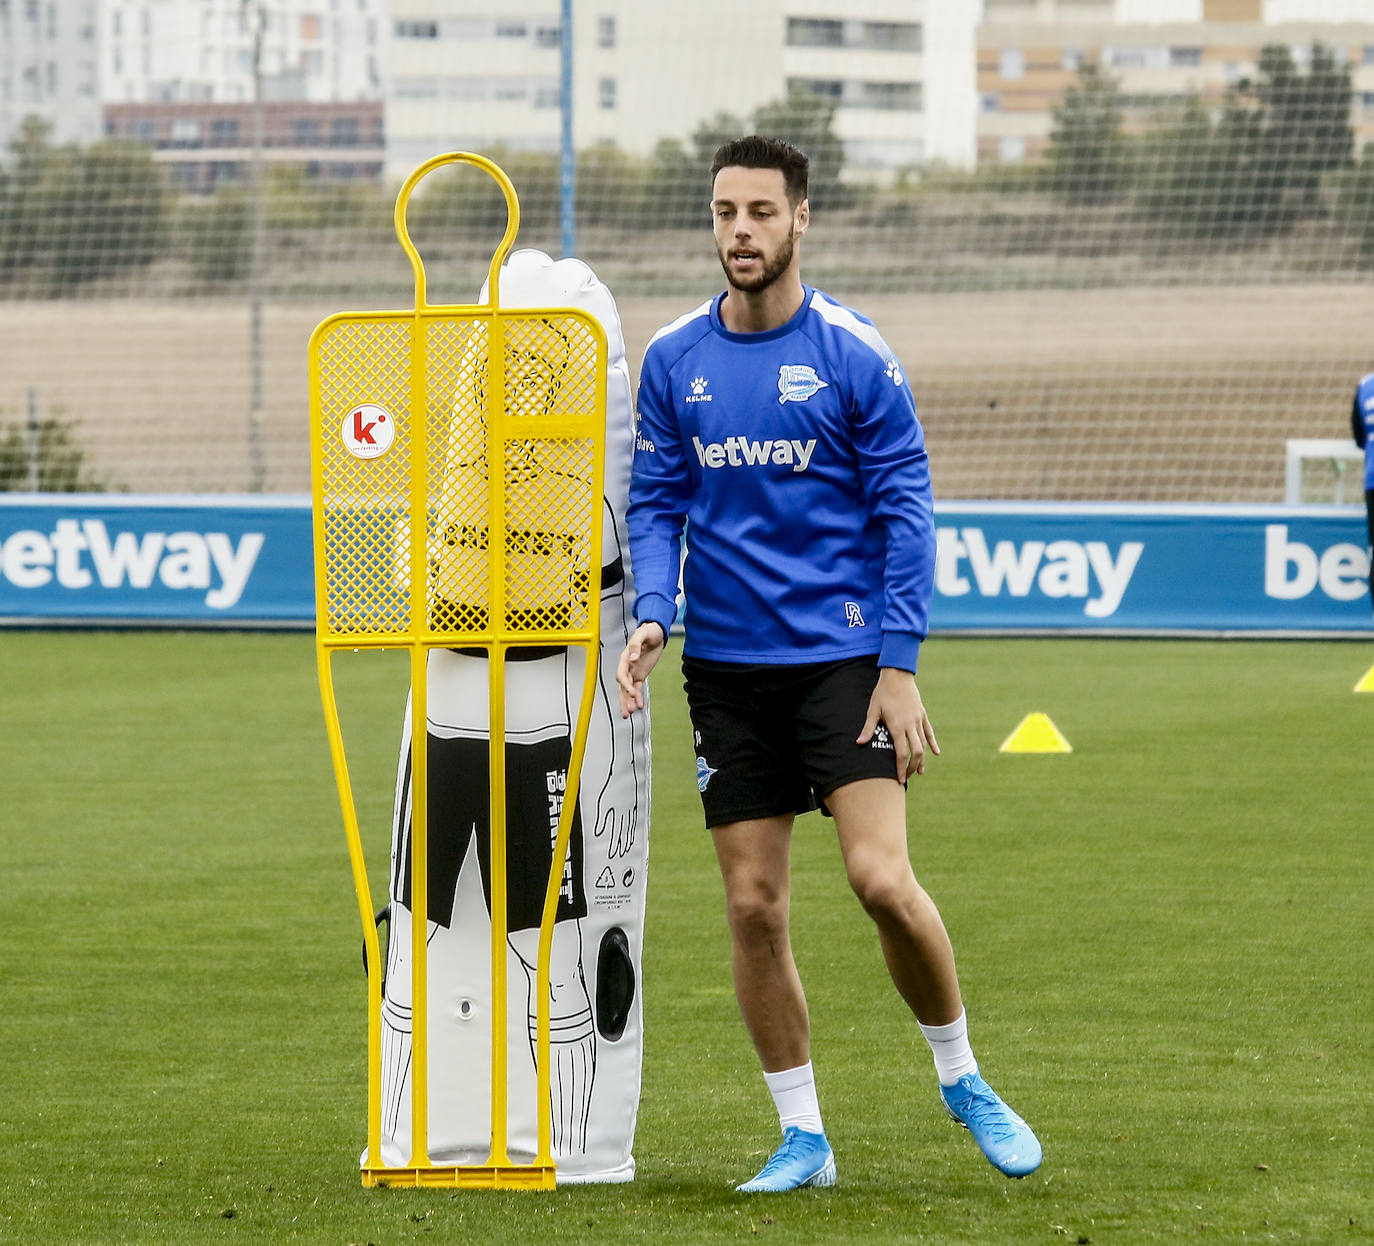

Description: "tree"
1134 44 1354 243
576 143 650 230
1249 42 1352 208
644 137 706 229
0 119 168 291
1330 148 1374 262
1134 95 1288 242
753 88 849 210
180 190 253 282
1047 63 1130 205
406 145 559 241
0 116 56 278
0 416 104 491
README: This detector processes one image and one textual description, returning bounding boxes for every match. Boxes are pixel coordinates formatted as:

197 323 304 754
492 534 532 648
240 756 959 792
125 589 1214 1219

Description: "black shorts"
682 654 903 828
396 732 587 932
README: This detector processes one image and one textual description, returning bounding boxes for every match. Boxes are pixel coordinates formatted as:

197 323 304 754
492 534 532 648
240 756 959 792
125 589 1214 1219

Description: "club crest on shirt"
777 365 828 405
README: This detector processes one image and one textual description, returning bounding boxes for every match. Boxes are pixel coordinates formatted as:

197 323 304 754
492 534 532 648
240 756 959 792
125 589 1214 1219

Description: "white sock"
919 1009 979 1086
763 1062 824 1135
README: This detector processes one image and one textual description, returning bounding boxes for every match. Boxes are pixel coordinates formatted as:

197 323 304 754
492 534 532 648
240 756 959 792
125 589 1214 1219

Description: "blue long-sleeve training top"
1353 371 1374 490
627 286 935 672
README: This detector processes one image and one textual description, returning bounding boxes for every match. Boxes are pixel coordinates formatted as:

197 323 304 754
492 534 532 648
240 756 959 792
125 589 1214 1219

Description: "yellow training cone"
1000 712 1072 754
1355 663 1374 693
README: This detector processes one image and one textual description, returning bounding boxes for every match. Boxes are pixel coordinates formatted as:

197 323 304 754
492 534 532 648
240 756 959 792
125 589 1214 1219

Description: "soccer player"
616 136 1041 1191
1352 371 1374 612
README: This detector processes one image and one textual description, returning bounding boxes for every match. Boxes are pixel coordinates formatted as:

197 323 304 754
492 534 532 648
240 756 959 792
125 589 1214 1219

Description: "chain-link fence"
3 50 1373 501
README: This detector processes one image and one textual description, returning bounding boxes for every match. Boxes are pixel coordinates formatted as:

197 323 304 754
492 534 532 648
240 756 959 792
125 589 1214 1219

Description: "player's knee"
847 859 914 925
723 878 788 944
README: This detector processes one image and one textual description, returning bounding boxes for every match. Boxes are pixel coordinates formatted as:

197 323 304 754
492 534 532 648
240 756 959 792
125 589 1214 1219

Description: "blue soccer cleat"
735 1127 837 1193
940 1070 1042 1178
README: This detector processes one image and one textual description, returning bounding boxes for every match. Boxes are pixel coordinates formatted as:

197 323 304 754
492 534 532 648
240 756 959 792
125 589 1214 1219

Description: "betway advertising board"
929 502 1369 634
0 496 1368 634
0 495 311 627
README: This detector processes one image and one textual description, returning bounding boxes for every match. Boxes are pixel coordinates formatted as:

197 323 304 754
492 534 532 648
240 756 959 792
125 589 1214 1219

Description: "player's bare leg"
713 815 836 1192
825 777 962 1025
711 814 809 1071
826 776 1041 1177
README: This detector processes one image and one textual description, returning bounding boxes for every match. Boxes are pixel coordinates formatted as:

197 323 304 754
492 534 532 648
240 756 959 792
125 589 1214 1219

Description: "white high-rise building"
1 0 103 147
1 0 385 154
100 0 384 105
384 1 976 179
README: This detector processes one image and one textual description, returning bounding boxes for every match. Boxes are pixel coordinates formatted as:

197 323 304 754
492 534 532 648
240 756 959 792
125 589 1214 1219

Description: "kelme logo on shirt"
885 359 904 386
686 376 712 403
777 365 828 404
692 435 817 473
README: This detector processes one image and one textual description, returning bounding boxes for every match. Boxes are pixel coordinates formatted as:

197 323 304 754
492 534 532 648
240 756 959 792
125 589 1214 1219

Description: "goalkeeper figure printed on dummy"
379 302 640 1162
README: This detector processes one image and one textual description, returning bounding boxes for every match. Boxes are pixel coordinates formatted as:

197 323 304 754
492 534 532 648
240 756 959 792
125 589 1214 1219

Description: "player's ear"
794 198 809 235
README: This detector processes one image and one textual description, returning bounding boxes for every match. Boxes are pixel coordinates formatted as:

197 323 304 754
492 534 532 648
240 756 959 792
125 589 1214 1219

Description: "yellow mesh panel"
313 317 412 635
427 313 602 638
312 308 604 643
428 317 489 633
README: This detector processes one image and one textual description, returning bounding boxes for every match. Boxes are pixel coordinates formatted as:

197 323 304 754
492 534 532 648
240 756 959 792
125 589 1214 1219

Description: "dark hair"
710 135 809 207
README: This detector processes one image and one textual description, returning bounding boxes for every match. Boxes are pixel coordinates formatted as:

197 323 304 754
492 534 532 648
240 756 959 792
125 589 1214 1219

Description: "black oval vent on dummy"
595 926 636 1041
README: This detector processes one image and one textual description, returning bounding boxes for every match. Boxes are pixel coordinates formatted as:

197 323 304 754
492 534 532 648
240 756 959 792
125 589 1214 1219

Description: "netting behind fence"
3 45 1374 503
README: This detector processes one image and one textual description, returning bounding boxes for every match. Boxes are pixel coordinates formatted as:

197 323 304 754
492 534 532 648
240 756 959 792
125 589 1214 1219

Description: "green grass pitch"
0 631 1369 1244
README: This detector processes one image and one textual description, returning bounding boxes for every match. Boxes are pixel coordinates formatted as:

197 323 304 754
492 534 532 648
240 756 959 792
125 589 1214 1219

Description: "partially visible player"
1352 371 1374 613
617 136 1041 1192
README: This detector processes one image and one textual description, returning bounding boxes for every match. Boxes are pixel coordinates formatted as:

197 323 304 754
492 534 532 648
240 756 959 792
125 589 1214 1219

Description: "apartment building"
0 0 103 147
385 1 975 179
1 0 384 153
977 0 1374 162
99 0 384 104
103 97 384 191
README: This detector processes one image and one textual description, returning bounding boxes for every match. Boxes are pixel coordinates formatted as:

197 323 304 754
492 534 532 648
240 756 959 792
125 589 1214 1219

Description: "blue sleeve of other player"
626 347 691 639
851 356 935 673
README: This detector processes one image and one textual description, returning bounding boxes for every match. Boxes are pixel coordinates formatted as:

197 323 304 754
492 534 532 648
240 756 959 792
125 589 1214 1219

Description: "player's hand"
616 622 665 718
857 667 940 780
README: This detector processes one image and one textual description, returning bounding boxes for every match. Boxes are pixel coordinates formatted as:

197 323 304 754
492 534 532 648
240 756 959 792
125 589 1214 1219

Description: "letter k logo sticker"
341 402 395 459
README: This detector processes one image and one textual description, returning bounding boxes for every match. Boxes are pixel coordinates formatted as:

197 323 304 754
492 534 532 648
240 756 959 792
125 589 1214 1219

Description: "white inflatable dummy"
371 250 649 1183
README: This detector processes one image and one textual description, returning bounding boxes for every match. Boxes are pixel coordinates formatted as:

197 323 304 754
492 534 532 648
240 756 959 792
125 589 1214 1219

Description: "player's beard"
717 226 796 294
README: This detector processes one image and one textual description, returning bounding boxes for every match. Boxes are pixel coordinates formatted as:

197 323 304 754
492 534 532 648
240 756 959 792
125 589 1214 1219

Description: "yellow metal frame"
308 152 607 1190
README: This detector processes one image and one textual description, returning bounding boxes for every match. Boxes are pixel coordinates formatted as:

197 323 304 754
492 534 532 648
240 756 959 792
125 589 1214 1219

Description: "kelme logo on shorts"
777 365 828 404
696 756 718 792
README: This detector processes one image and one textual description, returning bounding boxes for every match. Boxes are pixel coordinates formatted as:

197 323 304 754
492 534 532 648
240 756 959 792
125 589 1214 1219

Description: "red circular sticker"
341 403 395 459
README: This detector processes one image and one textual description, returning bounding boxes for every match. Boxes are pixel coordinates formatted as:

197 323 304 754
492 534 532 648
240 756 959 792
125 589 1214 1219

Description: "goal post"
309 152 607 1189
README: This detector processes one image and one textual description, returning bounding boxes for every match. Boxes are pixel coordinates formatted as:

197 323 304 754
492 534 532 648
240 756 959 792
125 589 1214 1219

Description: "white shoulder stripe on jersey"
808 290 893 364
647 298 713 349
